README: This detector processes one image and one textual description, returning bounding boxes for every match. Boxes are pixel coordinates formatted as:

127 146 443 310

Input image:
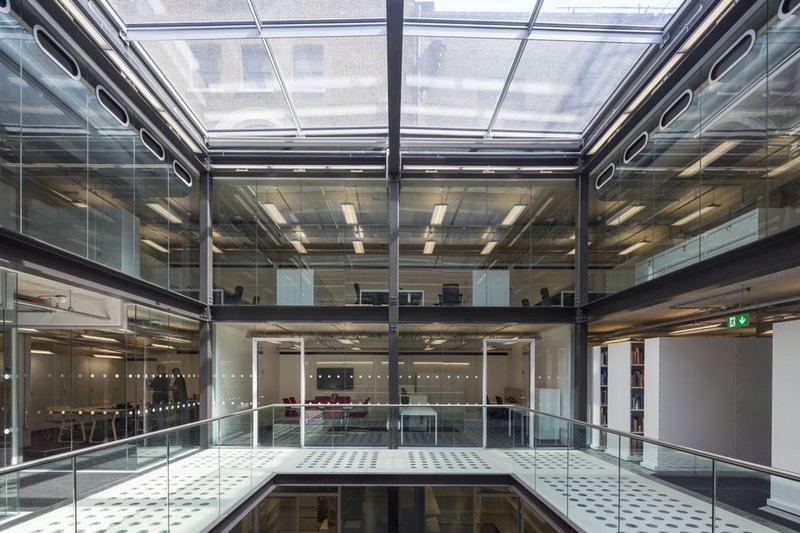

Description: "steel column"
573 172 589 421
199 171 213 422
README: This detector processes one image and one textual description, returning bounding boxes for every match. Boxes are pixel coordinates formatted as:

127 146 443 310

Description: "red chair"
282 397 298 418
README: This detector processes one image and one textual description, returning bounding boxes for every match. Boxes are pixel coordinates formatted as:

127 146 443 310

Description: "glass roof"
95 0 693 143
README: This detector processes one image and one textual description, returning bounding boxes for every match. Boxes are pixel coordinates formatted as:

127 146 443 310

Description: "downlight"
709 30 755 84
623 132 648 164
660 90 693 130
595 164 615 190
779 0 800 19
95 86 129 127
33 26 80 80
172 161 193 188
140 129 165 161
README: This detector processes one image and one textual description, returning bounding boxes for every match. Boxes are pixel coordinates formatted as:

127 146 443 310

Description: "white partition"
472 270 509 306
769 321 800 516
277 269 314 305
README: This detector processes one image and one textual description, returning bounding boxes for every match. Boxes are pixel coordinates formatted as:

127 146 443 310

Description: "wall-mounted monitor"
316 368 354 390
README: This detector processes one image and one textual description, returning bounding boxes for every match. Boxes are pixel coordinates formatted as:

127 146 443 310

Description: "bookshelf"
590 346 609 449
629 342 645 458
600 347 608 447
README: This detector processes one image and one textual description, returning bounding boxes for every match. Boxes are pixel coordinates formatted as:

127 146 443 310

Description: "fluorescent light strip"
18 328 39 333
671 204 720 226
259 201 288 225
480 241 499 255
618 241 649 255
146 203 182 224
290 240 307 254
500 204 526 227
768 156 800 177
430 203 448 225
150 343 175 349
141 239 169 253
341 202 358 225
352 240 365 254
429 339 447 345
670 324 722 335
212 245 223 254
81 334 119 343
31 349 54 355
678 140 739 177
411 362 470 366
566 242 592 255
94 354 124 359
607 204 646 226
423 240 436 255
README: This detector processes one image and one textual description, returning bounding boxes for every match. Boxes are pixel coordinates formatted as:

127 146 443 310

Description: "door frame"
251 337 305 447
482 338 535 448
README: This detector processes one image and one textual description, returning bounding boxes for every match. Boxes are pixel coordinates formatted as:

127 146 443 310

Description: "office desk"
359 289 423 306
400 406 437 445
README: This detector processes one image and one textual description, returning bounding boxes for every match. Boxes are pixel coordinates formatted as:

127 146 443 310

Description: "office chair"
521 298 530 307
540 287 552 307
354 283 374 305
438 283 462 306
252 296 261 305
233 285 244 302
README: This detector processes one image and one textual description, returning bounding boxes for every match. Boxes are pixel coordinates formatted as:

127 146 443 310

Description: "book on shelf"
631 345 644 365
600 368 608 386
631 393 643 410
631 368 644 387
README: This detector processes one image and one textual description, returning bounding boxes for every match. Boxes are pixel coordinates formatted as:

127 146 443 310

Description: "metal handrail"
1 403 798 483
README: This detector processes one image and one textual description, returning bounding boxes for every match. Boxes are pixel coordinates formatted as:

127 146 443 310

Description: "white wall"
642 337 771 468
213 324 252 415
535 326 572 416
769 320 800 515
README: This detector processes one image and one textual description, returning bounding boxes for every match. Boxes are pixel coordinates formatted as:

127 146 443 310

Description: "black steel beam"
587 223 800 321
388 178 400 448
573 173 589 421
0 227 205 317
386 0 403 176
199 171 213 423
211 304 574 324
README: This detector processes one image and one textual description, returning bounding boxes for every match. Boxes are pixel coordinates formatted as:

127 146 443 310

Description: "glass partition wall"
589 1 800 296
0 6 200 293
401 180 576 307
213 179 388 306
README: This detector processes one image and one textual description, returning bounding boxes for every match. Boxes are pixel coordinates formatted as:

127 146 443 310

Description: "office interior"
0 0 799 531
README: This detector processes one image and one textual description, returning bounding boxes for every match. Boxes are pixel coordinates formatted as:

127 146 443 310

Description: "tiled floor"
0 448 784 533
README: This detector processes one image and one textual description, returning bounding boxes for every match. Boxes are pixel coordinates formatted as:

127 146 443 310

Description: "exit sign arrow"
727 313 750 329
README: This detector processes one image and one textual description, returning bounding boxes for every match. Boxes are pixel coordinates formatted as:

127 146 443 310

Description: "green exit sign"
727 313 750 328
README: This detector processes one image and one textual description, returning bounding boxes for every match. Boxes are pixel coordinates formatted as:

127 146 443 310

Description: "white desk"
400 406 437 445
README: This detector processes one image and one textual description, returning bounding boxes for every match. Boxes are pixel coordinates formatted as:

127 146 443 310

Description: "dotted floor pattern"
408 450 492 471
293 450 380 470
2 448 783 533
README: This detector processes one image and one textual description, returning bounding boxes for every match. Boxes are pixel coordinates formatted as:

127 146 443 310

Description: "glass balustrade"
0 404 798 532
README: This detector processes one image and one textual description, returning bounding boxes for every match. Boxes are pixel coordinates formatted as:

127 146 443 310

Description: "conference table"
48 404 125 443
399 405 438 445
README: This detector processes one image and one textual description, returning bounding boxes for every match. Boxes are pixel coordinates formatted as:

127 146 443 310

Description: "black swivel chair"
252 296 261 305
521 298 530 307
438 283 463 306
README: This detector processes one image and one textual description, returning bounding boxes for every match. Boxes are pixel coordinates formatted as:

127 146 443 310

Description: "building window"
190 43 222 89
292 44 324 91
241 44 271 89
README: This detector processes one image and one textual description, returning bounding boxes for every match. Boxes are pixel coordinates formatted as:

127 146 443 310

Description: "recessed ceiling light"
341 202 358 225
430 203 448 225
81 334 119 343
423 240 436 255
259 201 288 226
480 241 498 255
146 202 182 224
352 240 365 254
290 240 307 254
500 204 526 227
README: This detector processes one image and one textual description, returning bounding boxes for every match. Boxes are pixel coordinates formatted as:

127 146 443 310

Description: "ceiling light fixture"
607 204 646 226
81 334 119 343
352 240 365 254
500 204 527 227
290 240 307 254
429 339 447 345
768 156 800 176
678 140 739 177
212 245 224 254
18 328 39 333
430 203 448 226
337 339 354 345
141 239 169 253
480 241 499 255
566 243 592 255
341 202 358 225
670 323 722 335
259 201 288 226
671 203 721 226
423 240 436 255
31 349 54 355
94 354 124 359
618 241 649 255
146 203 182 224
150 343 175 349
